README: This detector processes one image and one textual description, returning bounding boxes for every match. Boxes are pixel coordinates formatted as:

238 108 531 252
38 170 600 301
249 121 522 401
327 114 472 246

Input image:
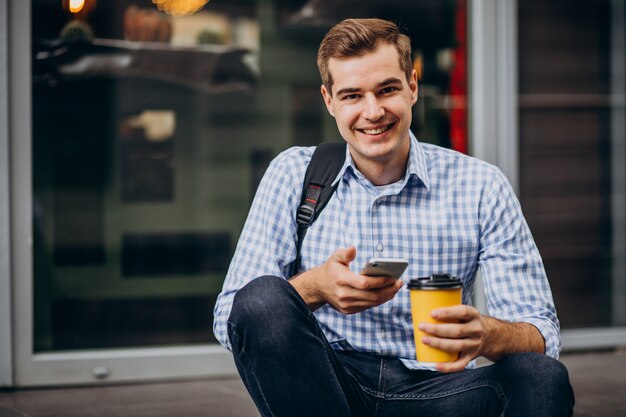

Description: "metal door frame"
0 0 14 388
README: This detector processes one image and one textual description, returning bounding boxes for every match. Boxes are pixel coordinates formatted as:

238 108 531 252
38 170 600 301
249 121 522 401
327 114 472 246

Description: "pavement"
0 349 624 417
560 349 626 417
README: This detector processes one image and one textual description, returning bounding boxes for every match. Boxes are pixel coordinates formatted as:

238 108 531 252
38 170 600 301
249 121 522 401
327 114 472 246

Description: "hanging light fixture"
151 0 210 17
69 0 85 13
62 0 96 16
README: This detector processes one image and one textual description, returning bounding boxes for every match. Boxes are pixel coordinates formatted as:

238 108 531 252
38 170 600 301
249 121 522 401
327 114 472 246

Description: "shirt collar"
407 131 431 190
331 131 431 191
331 145 353 186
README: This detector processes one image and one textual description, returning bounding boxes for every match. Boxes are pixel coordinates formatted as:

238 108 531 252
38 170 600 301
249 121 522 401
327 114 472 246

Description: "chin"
361 145 397 161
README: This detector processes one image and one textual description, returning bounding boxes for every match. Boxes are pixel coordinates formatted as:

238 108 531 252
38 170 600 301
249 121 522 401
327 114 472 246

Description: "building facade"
1 0 625 386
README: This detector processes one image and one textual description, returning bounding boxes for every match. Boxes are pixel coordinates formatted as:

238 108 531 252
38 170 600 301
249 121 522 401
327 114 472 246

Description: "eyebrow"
334 77 404 97
335 87 361 97
378 77 403 87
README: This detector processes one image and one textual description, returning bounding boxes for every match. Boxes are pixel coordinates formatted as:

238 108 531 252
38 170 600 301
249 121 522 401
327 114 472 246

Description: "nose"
362 93 385 121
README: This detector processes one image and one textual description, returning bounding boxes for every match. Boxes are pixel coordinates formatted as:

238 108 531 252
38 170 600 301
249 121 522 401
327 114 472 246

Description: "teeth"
362 125 389 135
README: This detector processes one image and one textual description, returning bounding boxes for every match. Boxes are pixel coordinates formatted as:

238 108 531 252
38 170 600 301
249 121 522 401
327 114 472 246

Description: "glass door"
14 0 259 386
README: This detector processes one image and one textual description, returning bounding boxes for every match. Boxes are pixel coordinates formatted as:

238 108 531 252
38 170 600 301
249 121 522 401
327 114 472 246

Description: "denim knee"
230 275 287 315
496 352 575 415
228 275 308 353
500 352 570 389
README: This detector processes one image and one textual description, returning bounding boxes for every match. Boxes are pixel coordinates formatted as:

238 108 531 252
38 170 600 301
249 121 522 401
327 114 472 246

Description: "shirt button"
376 243 384 252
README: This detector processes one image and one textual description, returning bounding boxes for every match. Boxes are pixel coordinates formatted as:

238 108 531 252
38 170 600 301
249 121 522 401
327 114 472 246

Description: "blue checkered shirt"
213 133 561 369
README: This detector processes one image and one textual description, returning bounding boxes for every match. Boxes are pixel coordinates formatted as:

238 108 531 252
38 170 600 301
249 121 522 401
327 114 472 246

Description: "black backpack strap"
289 142 346 277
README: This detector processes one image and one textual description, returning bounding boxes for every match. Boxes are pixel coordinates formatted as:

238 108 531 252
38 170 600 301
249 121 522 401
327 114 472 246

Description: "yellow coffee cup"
408 273 463 363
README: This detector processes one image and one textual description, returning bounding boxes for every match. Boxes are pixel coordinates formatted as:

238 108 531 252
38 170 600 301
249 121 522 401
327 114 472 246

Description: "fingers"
419 321 481 339
419 306 485 373
324 247 405 314
434 351 475 373
421 333 481 355
355 275 401 290
418 306 482 345
329 248 399 290
431 305 478 322
420 332 481 373
334 280 403 314
344 280 402 302
332 246 357 266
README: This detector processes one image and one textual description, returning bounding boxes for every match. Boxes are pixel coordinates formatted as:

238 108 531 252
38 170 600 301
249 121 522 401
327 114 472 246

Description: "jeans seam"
386 380 504 400
375 358 386 417
384 380 508 416
343 381 508 417
228 322 277 417
342 366 385 400
380 358 387 394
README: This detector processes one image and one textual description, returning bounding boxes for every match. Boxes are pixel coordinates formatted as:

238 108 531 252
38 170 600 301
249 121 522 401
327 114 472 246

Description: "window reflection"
32 0 468 351
518 0 626 328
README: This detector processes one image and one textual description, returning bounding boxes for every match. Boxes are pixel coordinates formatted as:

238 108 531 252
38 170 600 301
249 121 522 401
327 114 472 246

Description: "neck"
349 136 411 186
352 153 408 186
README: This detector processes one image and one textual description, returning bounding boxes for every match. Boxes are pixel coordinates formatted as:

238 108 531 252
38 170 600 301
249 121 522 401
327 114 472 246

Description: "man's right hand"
289 246 403 314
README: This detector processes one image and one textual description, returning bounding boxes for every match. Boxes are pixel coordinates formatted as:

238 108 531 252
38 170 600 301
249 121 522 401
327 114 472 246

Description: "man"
214 18 574 417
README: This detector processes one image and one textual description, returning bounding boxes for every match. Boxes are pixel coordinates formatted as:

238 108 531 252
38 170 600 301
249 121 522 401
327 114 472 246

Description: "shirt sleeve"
478 167 561 359
212 148 304 350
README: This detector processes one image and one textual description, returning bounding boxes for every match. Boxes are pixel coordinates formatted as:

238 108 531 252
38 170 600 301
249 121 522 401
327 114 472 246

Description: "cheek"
334 107 359 128
390 101 413 121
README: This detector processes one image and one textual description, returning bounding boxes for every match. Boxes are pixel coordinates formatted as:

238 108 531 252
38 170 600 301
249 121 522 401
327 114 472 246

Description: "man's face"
321 43 418 172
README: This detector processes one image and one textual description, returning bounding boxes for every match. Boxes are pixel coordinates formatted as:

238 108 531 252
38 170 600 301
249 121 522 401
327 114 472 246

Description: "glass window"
518 0 626 329
32 0 468 352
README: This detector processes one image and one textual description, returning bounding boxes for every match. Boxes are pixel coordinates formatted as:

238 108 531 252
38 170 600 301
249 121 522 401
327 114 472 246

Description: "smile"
358 124 393 135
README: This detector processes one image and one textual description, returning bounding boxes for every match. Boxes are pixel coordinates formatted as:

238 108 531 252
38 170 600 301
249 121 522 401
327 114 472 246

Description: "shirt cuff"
520 317 561 359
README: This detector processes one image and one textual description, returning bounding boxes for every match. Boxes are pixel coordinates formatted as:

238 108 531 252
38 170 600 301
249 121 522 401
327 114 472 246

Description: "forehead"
327 44 405 93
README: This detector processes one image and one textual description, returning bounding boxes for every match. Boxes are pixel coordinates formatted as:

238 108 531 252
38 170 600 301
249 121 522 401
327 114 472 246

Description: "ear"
320 84 335 117
409 69 418 105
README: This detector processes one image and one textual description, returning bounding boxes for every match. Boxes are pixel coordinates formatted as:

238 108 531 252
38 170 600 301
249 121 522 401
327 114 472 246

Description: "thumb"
333 245 357 266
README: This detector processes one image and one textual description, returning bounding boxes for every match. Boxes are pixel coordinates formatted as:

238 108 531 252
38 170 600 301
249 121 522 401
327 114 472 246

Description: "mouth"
357 123 394 136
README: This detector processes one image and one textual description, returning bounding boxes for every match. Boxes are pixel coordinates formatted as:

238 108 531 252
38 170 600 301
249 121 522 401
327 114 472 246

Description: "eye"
341 94 360 101
380 86 398 94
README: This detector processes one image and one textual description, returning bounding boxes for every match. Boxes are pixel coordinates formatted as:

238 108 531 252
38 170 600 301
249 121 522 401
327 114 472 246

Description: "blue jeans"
227 276 575 417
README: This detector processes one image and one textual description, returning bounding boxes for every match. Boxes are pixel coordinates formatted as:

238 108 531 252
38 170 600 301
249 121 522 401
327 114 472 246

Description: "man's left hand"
418 305 489 373
418 305 546 373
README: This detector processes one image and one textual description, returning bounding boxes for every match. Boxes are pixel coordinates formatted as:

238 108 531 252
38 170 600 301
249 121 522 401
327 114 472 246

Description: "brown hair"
317 18 413 95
